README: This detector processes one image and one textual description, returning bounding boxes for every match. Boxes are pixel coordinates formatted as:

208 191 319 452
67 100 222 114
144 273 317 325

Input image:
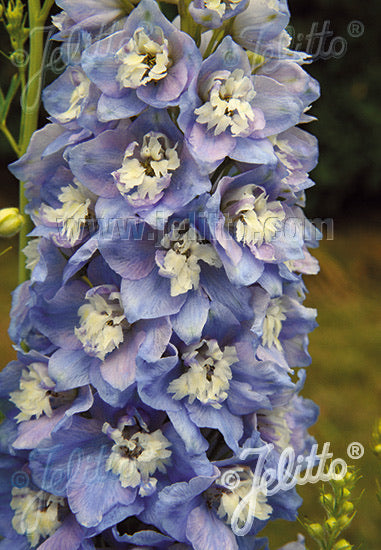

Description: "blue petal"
49 348 93 391
121 270 187 323
186 505 238 550
186 401 243 452
99 332 145 390
200 265 253 322
97 91 145 121
34 281 88 350
138 317 172 363
171 290 210 344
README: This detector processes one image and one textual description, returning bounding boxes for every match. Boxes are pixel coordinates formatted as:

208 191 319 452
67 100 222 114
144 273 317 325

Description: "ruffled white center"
42 179 96 245
112 132 180 203
157 224 222 296
55 71 90 124
262 297 287 350
23 238 41 271
222 184 285 248
11 487 65 547
103 422 171 495
195 68 256 136
9 362 55 423
217 468 272 526
168 339 237 408
75 288 127 360
204 0 242 17
116 27 171 88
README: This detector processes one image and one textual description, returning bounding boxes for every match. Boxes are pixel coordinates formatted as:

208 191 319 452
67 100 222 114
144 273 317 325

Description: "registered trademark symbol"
347 20 364 38
347 441 365 460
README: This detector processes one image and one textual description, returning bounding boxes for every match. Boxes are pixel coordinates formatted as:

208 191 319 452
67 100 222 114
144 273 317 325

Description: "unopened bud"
307 523 324 537
6 0 24 23
0 207 24 237
333 476 345 487
333 539 353 550
338 514 352 529
325 517 337 530
373 443 381 457
320 492 334 508
341 501 354 514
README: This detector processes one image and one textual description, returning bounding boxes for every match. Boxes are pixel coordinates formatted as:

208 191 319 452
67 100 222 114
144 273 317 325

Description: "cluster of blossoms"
0 0 321 548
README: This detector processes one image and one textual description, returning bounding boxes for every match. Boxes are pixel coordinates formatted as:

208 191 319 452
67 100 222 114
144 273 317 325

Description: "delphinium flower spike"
1 0 322 548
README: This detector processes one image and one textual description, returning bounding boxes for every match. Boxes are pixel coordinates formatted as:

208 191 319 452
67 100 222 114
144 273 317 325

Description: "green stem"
17 0 50 284
178 0 198 36
203 27 225 58
0 122 20 155
40 0 55 23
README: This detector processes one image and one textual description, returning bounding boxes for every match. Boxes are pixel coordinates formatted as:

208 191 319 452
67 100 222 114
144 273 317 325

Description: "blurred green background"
1 0 380 548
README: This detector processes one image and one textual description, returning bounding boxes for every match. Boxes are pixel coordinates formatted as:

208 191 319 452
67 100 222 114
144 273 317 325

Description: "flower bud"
341 500 354 514
325 517 337 530
333 476 345 487
373 443 381 457
0 207 24 237
307 523 324 537
320 492 334 508
5 0 24 25
337 514 352 529
332 539 353 550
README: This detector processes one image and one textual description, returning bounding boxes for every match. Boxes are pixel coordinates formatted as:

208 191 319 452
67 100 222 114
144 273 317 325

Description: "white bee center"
55 72 90 124
262 297 287 350
11 487 65 548
23 238 41 271
204 0 242 17
157 224 222 297
42 179 97 245
222 184 285 248
116 27 171 88
9 362 55 423
195 68 256 136
103 422 171 495
217 468 272 526
168 339 237 408
75 289 127 361
112 132 180 203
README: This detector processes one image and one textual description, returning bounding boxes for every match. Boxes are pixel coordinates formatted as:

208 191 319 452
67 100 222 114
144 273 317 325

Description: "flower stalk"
0 0 325 547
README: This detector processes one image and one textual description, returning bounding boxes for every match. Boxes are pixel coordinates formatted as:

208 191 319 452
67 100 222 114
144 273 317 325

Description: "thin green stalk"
178 0 198 36
18 0 50 284
203 27 225 59
0 122 20 155
39 0 55 22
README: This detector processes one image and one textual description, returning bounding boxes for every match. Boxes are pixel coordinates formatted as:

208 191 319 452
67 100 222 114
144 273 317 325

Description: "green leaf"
0 72 20 122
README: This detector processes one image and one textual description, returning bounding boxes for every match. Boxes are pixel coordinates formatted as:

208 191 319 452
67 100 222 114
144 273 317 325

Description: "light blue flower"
67 109 211 226
81 0 202 120
179 36 303 167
